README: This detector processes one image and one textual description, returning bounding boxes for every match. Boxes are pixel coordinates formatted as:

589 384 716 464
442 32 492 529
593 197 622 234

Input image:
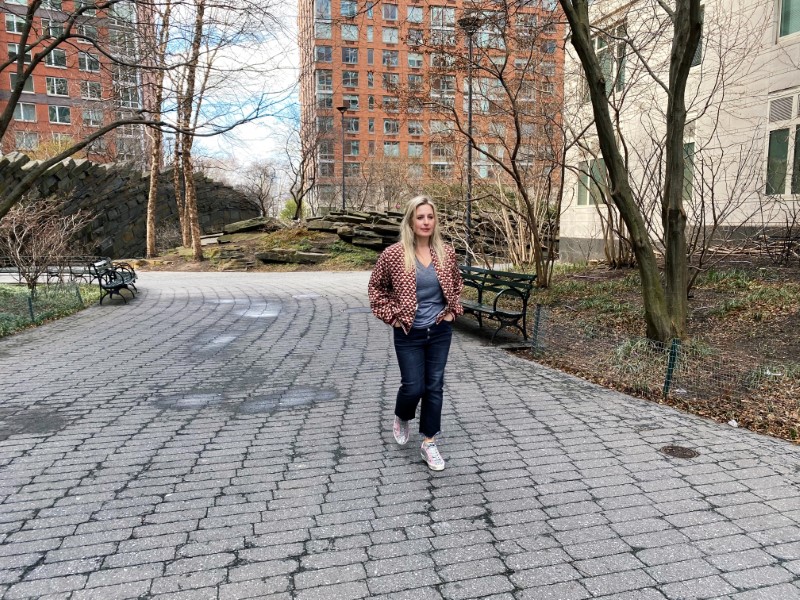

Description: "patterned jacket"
368 242 464 333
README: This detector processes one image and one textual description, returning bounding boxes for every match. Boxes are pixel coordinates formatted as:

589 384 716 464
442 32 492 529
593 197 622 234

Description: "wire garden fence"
0 283 86 336
526 305 800 441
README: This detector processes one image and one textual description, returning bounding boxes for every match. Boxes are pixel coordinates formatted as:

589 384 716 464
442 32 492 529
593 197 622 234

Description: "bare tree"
241 161 280 217
559 0 702 343
0 198 90 293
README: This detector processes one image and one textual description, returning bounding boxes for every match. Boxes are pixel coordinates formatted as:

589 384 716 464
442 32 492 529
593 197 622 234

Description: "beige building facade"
560 0 800 262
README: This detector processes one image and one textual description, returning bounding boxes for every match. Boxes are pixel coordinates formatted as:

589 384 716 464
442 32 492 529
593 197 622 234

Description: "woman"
368 195 463 471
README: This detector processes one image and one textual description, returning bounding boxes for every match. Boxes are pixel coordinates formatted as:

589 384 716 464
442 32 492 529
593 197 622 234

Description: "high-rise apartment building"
298 0 565 212
1 0 146 163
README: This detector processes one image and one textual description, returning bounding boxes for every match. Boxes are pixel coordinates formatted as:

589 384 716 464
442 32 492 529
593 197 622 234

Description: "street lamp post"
337 105 347 211
458 15 481 266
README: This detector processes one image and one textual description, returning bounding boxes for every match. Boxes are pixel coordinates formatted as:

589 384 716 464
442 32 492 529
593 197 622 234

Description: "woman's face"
413 203 436 241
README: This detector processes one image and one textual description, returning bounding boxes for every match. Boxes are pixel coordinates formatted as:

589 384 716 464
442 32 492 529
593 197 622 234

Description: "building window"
382 72 399 89
367 48 373 64
78 51 100 72
382 96 399 112
317 93 333 108
367 25 373 41
400 54 420 73
408 121 423 136
343 117 359 133
44 47 67 67
315 45 332 61
8 43 32 64
81 81 102 99
319 162 334 176
430 52 455 68
368 117 374 132
366 1 374 18
408 142 423 158
15 131 39 151
408 73 423 89
342 24 358 41
367 71 374 87
341 0 357 17
342 47 358 64
45 76 68 96
10 73 34 93
344 162 361 177
382 27 398 44
82 108 103 127
343 94 359 110
407 6 423 22
691 7 704 67
345 140 360 156
382 50 398 66
431 6 456 46
316 69 333 91
75 0 96 16
384 141 400 157
319 139 335 160
767 129 791 195
780 0 800 37
13 103 36 122
5 14 25 34
368 140 376 155
342 70 359 86
541 61 556 77
48 105 71 124
766 95 800 195
382 4 397 20
577 158 607 205
42 19 64 38
41 0 63 8
368 95 374 110
315 20 332 38
593 24 626 95
384 119 399 134
408 29 423 45
77 23 98 43
317 116 333 132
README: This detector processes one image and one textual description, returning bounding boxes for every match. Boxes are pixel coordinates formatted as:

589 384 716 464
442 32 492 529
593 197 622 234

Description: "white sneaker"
393 416 410 445
420 440 445 471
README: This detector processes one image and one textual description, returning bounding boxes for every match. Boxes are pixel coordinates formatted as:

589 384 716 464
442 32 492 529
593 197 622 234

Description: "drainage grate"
660 445 699 459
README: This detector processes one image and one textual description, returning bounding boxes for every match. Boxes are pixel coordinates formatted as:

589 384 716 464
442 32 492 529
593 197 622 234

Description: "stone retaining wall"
0 153 259 258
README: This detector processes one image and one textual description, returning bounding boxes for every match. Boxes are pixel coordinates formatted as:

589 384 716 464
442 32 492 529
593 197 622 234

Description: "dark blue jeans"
393 320 453 438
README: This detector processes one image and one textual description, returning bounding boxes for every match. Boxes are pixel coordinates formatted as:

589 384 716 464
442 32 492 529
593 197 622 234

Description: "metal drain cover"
660 445 699 459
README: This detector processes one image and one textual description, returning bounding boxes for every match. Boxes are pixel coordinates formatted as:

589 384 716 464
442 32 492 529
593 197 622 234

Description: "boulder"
222 216 283 234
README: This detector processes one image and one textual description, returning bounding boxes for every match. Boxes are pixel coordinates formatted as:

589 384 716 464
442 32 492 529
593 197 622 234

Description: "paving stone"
3 271 800 600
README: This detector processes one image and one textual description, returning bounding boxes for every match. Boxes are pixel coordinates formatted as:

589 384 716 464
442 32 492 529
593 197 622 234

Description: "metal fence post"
531 304 543 353
663 338 681 397
27 294 35 323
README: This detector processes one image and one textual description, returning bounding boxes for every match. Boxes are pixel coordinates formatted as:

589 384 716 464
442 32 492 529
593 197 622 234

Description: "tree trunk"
662 0 703 340
560 0 674 343
145 0 173 259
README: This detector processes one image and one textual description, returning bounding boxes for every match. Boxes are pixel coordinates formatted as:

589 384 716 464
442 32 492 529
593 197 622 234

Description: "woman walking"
368 195 463 471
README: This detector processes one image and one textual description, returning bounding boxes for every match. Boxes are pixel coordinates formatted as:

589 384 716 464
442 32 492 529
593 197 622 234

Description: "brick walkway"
1 271 799 600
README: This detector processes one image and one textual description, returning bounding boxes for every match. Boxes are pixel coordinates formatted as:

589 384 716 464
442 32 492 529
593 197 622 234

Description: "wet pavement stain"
153 392 225 410
0 409 69 441
237 387 338 415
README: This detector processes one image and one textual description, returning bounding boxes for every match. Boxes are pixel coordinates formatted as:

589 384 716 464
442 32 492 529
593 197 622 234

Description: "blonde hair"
399 195 446 272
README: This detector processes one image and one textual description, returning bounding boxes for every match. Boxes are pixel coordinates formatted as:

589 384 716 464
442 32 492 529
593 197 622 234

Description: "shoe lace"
424 443 442 462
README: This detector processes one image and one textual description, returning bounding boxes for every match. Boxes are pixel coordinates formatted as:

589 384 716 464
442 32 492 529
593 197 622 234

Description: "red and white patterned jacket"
368 242 464 333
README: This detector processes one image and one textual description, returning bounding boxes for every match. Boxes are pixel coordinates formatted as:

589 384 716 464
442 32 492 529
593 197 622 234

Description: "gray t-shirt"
412 259 446 329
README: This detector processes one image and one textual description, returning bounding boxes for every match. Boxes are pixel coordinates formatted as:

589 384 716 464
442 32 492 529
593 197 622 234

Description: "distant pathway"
1 271 799 599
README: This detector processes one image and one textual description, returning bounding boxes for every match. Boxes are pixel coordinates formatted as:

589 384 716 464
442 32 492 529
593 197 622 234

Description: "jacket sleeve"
368 252 400 325
449 247 464 316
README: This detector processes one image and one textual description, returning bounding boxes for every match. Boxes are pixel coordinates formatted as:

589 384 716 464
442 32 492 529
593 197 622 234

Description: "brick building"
297 0 565 212
1 0 146 163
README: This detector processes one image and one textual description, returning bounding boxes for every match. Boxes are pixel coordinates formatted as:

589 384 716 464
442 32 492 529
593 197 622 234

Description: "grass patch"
0 283 102 338
326 241 379 269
